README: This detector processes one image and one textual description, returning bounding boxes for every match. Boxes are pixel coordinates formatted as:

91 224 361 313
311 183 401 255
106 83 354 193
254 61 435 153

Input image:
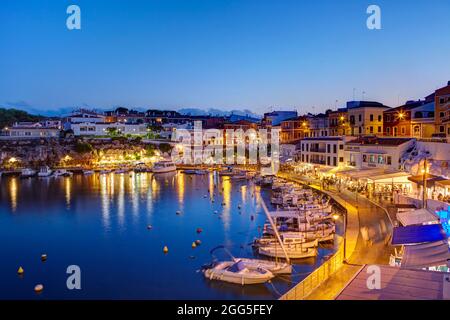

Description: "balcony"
309 148 326 153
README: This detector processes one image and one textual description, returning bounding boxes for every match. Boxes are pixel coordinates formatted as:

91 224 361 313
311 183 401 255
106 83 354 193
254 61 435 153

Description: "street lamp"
333 211 347 263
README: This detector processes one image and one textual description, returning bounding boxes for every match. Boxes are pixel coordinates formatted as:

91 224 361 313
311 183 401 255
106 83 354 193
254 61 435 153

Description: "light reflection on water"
0 172 337 299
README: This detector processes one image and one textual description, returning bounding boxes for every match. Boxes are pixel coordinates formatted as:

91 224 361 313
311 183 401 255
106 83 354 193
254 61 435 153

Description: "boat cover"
401 240 450 269
397 208 439 226
392 224 447 245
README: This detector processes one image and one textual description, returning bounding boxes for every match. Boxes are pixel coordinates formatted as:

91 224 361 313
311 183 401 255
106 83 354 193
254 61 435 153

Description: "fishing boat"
258 244 318 259
54 169 73 177
37 166 53 177
20 168 37 178
152 160 177 173
203 260 274 285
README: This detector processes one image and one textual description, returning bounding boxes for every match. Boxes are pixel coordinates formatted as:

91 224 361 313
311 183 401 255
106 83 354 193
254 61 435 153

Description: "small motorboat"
152 160 177 173
54 169 73 177
38 166 53 177
203 260 274 285
20 168 37 178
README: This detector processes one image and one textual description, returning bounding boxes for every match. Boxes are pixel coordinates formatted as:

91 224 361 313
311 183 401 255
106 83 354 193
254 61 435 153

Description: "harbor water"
0 172 339 299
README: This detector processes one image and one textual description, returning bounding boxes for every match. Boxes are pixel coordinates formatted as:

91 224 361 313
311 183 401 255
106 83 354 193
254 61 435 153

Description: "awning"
397 208 439 226
401 240 450 269
408 174 447 187
366 172 411 184
436 180 450 189
392 224 447 245
337 168 385 180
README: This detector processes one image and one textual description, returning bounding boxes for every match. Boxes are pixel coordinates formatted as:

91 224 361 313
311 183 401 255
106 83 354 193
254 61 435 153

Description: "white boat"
114 168 129 174
203 260 274 285
259 245 318 259
83 170 94 175
255 234 319 249
152 160 177 173
99 169 112 174
54 169 73 177
20 168 37 178
38 166 53 177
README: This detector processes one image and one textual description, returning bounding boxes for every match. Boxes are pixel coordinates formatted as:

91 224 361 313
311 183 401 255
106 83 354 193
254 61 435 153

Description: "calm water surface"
0 172 337 299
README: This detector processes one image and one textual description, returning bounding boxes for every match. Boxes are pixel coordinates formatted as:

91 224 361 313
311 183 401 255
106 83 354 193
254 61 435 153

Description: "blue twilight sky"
0 0 449 115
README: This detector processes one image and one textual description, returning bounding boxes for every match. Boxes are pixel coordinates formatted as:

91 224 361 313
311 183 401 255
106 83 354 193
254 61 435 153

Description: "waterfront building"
262 110 298 128
383 100 427 137
299 137 346 167
328 108 348 136
65 109 107 126
0 122 61 140
410 101 436 139
71 122 147 136
344 136 415 171
346 101 390 136
435 81 450 138
308 113 329 137
280 116 309 143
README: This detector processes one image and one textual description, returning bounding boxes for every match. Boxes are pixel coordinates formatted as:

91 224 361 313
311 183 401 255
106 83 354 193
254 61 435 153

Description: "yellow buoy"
163 246 169 254
192 242 197 248
17 266 24 275
34 284 44 293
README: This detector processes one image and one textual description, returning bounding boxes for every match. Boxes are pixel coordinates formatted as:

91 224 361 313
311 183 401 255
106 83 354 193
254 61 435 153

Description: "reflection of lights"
9 178 18 212
177 174 185 206
65 178 71 207
222 179 232 231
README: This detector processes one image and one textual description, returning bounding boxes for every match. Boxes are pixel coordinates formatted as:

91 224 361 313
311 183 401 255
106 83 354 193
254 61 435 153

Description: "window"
386 115 391 122
301 144 304 151
370 114 374 121
387 156 392 165
350 115 355 124
333 157 337 166
333 145 337 153
302 154 304 162
327 144 330 153
359 127 362 134
378 126 381 133
378 115 382 122
386 127 391 135
363 154 367 162
378 155 384 164
369 155 375 163
370 126 374 134
440 126 444 133
306 144 309 151
339 157 344 163
414 112 423 119
440 112 445 118
339 144 344 150
358 115 362 122
401 127 405 135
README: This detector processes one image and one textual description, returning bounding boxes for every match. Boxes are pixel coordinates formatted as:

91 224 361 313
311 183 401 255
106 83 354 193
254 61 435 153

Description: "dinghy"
203 260 274 285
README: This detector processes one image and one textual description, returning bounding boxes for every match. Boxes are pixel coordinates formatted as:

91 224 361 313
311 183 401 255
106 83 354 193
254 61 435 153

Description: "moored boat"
20 168 37 178
152 160 177 173
37 166 53 177
203 260 274 285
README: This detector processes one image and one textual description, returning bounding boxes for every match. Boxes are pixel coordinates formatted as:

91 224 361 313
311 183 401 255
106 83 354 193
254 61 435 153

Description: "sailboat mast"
258 194 291 264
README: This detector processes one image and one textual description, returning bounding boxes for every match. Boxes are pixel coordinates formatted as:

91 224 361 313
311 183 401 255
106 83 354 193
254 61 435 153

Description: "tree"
75 141 94 154
0 108 42 128
106 127 121 137
158 143 172 154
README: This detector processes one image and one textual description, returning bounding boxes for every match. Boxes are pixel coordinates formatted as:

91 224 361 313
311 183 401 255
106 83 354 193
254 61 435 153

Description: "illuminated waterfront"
0 172 337 299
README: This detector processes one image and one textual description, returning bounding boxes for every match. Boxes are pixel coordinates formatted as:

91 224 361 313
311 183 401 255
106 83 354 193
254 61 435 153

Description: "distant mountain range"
1 104 263 119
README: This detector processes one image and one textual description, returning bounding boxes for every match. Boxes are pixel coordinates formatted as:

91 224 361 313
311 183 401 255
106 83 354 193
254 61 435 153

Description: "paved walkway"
278 172 394 300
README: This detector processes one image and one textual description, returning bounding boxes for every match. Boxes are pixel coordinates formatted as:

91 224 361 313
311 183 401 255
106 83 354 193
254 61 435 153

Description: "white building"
299 137 346 167
71 122 147 136
344 137 415 171
0 122 60 139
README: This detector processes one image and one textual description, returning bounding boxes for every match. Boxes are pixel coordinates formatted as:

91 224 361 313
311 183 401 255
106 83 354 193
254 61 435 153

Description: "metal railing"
279 238 345 300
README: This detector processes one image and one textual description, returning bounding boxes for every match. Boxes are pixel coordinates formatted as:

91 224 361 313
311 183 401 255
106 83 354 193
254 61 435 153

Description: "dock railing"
279 237 345 300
